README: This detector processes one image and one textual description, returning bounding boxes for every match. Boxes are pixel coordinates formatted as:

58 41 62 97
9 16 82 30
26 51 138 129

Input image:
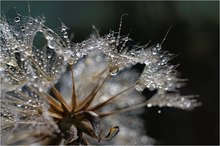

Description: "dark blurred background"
1 1 219 145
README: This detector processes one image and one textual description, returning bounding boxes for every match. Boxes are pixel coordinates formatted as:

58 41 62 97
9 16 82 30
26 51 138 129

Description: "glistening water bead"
14 17 20 23
110 68 119 76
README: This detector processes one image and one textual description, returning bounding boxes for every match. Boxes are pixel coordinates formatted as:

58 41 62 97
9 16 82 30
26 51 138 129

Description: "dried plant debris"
0 12 200 145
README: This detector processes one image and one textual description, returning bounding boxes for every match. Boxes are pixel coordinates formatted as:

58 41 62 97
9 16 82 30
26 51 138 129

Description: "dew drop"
47 55 52 59
28 20 33 25
156 43 161 50
185 102 191 108
20 57 25 61
135 84 144 92
109 67 119 76
48 40 56 49
32 105 37 108
21 26 25 31
61 25 67 32
152 51 157 55
158 110 161 114
152 47 158 55
14 17 20 22
147 103 152 107
63 32 68 38
76 52 81 57
45 34 53 40
17 104 22 108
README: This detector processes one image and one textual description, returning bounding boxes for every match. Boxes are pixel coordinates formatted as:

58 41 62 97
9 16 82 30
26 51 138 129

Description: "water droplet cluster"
1 13 199 108
146 92 200 110
1 15 67 92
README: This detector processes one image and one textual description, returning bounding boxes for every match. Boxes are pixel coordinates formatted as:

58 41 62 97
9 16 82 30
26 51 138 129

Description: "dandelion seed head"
1 12 200 145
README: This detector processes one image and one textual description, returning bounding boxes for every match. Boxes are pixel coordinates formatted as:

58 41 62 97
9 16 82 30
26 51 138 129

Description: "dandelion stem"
48 110 63 120
69 64 77 112
76 73 110 112
88 83 136 111
98 100 149 118
92 67 109 80
51 85 71 113
45 94 64 113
